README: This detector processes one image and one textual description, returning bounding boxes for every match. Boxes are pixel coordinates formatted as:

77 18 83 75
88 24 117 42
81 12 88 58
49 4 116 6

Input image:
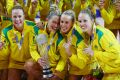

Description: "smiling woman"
78 9 95 35
0 5 35 80
24 10 63 80
12 5 25 32
60 10 75 34
58 10 88 80
78 9 120 80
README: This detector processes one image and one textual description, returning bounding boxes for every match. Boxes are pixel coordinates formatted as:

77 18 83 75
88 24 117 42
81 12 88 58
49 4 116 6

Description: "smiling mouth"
15 22 22 24
62 28 67 31
54 27 58 30
81 26 85 29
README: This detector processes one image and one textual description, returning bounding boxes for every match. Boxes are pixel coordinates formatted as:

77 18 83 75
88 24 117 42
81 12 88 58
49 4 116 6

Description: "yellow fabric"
57 0 63 12
0 16 12 34
18 0 31 19
6 0 14 14
61 0 73 12
70 24 120 76
100 2 120 29
28 0 49 21
70 24 92 75
0 30 10 69
45 29 67 75
6 0 31 19
73 0 93 19
57 24 91 75
72 0 81 19
29 26 44 62
102 73 120 80
93 25 120 74
39 0 50 21
0 49 9 69
1 20 35 69
69 41 91 75
28 1 42 21
29 23 65 72
100 6 115 25
47 32 60 67
0 1 5 16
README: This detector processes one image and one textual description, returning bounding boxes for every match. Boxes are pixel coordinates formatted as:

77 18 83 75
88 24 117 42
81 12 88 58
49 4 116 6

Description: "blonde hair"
12 5 24 14
79 8 95 20
62 10 76 22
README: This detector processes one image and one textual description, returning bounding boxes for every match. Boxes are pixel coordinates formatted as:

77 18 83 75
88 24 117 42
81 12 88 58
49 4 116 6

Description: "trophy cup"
36 34 53 79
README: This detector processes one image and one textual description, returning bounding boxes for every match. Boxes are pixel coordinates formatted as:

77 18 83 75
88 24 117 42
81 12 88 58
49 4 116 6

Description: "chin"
61 30 66 34
82 29 87 32
14 25 23 29
62 31 69 34
17 25 23 28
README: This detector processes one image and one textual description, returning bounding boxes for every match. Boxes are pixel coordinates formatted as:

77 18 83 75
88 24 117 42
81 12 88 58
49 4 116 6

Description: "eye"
65 21 68 24
78 20 81 23
60 20 63 23
53 21 56 24
83 20 87 22
13 16 17 18
18 15 22 18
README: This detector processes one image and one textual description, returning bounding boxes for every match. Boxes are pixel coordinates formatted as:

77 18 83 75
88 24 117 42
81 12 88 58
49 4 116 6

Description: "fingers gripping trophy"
36 34 53 79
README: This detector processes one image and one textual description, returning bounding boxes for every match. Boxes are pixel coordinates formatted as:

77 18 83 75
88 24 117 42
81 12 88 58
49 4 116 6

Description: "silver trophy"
36 34 53 79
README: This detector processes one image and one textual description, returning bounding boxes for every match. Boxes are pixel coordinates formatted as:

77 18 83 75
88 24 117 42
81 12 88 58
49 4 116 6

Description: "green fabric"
2 24 13 42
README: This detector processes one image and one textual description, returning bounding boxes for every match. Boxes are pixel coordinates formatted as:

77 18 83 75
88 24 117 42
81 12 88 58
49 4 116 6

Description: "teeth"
63 29 66 31
62 28 66 30
15 22 20 24
81 26 85 29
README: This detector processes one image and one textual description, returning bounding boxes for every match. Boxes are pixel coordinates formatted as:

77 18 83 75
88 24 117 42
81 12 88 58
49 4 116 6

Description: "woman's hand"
38 57 49 67
83 46 94 56
31 0 38 14
63 40 72 57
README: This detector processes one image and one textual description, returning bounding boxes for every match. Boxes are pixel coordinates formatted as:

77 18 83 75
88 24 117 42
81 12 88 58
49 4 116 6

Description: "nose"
80 21 84 26
54 23 58 28
16 17 20 21
60 23 65 28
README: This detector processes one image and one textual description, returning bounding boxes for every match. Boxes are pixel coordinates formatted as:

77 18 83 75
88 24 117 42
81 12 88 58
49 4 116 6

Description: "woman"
6 0 31 19
0 5 35 80
78 9 120 80
24 11 66 80
58 10 90 80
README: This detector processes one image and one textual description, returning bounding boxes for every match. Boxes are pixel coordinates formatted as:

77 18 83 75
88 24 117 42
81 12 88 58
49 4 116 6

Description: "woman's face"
48 15 60 32
12 9 24 29
78 13 93 33
60 14 73 34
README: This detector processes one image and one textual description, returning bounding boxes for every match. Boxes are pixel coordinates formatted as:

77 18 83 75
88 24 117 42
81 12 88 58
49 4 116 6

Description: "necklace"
13 29 24 50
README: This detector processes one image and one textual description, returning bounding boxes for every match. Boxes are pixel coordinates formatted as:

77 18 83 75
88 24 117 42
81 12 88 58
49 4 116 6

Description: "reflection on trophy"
36 34 53 79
